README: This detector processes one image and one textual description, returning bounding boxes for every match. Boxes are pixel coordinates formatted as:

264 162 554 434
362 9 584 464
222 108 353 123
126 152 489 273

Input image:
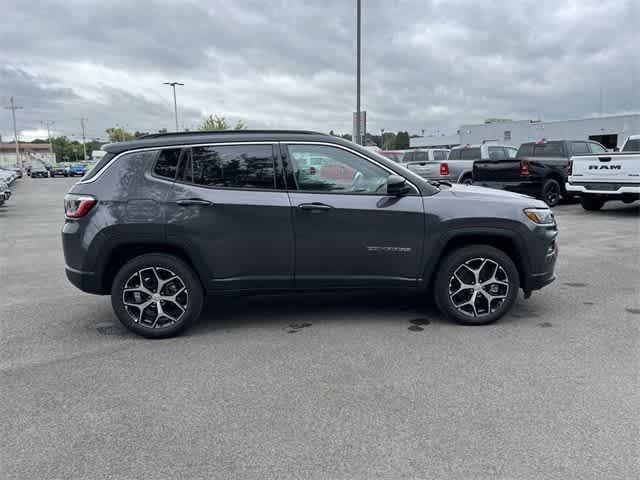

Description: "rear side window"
488 147 507 160
570 142 589 155
153 149 181 179
506 147 518 158
81 152 115 181
460 148 481 160
401 152 414 163
178 144 276 189
533 142 565 157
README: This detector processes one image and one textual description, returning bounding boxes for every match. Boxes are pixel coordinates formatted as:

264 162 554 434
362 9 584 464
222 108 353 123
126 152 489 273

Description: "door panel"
284 143 425 288
165 144 294 291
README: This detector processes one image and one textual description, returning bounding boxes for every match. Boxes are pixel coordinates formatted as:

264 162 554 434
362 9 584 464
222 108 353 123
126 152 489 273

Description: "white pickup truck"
566 135 640 210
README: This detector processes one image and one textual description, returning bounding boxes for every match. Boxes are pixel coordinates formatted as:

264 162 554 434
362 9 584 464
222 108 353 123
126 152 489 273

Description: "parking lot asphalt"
1 177 639 480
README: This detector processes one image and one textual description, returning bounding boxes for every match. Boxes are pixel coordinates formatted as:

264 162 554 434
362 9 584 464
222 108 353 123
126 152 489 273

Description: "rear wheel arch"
99 242 207 295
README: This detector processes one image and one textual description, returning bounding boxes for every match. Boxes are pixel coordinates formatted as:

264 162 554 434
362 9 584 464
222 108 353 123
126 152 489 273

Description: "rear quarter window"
460 148 481 160
81 152 115 181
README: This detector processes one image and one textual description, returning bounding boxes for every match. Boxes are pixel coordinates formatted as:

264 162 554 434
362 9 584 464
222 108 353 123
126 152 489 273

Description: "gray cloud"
0 0 638 141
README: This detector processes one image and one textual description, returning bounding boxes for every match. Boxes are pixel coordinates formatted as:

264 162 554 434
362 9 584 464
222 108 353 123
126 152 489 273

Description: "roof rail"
139 129 326 139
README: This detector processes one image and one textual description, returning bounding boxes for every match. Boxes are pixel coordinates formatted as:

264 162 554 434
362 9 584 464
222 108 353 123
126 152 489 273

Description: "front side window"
153 148 182 179
177 144 275 189
622 139 640 152
518 143 534 156
506 147 518 158
287 144 390 194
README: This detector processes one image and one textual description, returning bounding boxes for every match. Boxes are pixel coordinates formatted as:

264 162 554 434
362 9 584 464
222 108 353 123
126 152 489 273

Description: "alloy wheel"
122 267 188 328
448 258 510 318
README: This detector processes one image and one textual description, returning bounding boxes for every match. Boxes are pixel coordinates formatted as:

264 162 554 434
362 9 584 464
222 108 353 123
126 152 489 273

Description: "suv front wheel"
434 245 520 325
111 253 204 338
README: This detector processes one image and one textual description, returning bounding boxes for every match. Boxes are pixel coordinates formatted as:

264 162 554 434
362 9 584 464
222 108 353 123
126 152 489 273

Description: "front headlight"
524 208 555 225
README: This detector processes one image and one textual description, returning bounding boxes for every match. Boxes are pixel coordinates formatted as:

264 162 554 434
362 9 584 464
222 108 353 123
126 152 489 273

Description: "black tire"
580 195 605 211
111 253 204 338
541 178 561 207
460 174 473 185
434 245 520 326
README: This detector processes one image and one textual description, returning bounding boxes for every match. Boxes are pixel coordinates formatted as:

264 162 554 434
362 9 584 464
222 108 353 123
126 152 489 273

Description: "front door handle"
176 198 213 207
298 202 333 211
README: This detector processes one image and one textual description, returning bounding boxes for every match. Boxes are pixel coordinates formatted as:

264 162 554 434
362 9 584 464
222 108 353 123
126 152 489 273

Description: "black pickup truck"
473 139 608 206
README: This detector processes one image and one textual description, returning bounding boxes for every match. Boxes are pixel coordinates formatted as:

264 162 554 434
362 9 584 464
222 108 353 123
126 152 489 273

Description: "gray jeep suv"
62 130 558 338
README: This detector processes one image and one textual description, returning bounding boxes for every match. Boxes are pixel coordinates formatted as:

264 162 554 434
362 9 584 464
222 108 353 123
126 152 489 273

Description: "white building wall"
411 114 640 149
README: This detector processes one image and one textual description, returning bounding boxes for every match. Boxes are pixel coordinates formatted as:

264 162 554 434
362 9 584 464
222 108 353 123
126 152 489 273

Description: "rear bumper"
65 265 103 294
566 183 640 195
473 180 542 197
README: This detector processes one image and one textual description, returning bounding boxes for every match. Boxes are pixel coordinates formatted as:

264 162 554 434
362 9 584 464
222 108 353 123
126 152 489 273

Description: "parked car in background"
51 164 69 177
30 164 50 178
68 163 87 177
62 130 557 338
473 139 608 206
409 143 516 185
566 135 640 210
397 149 451 180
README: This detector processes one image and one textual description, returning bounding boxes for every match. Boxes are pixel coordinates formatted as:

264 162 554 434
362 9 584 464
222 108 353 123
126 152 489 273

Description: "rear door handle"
298 202 333 211
176 198 213 206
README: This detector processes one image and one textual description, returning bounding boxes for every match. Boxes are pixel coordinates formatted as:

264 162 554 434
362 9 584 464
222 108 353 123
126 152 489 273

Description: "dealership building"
411 114 640 150
0 143 54 168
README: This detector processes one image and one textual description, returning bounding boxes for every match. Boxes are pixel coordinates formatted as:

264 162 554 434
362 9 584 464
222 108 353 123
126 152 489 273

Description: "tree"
382 132 397 150
105 127 136 143
199 114 246 131
395 131 410 149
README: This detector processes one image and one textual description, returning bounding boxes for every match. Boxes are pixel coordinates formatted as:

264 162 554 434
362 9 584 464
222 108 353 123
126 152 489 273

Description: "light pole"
41 120 55 159
4 97 23 167
380 128 384 149
163 82 184 132
355 0 361 145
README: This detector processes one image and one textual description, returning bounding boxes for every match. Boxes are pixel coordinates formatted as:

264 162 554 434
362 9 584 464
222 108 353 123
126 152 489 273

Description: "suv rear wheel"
111 253 204 338
434 245 520 325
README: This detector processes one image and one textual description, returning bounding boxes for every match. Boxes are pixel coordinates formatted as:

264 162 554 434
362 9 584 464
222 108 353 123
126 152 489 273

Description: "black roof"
103 130 333 154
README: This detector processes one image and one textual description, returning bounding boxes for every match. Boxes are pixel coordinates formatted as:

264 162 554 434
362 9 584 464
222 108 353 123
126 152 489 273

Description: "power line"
3 97 23 167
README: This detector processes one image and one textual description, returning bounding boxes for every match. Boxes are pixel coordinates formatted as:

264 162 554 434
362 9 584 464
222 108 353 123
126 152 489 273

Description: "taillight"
64 194 96 218
440 162 450 176
568 160 573 176
520 160 530 176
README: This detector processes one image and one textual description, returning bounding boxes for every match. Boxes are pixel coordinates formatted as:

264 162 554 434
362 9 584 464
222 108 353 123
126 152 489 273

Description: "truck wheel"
434 245 520 326
580 195 605 211
111 253 204 338
460 174 473 185
541 178 561 206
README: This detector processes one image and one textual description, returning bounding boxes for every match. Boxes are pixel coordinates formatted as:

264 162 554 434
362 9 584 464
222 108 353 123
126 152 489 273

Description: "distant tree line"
329 130 410 149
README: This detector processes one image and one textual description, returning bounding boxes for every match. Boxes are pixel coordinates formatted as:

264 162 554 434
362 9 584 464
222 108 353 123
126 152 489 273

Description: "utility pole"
41 120 55 159
163 82 184 132
355 0 362 145
80 117 88 160
4 97 23 167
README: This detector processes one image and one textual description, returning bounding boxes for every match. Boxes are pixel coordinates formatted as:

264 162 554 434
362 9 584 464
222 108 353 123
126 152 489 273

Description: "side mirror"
387 174 412 196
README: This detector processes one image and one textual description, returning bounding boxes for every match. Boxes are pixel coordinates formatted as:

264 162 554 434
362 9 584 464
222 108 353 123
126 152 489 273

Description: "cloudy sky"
0 0 638 142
